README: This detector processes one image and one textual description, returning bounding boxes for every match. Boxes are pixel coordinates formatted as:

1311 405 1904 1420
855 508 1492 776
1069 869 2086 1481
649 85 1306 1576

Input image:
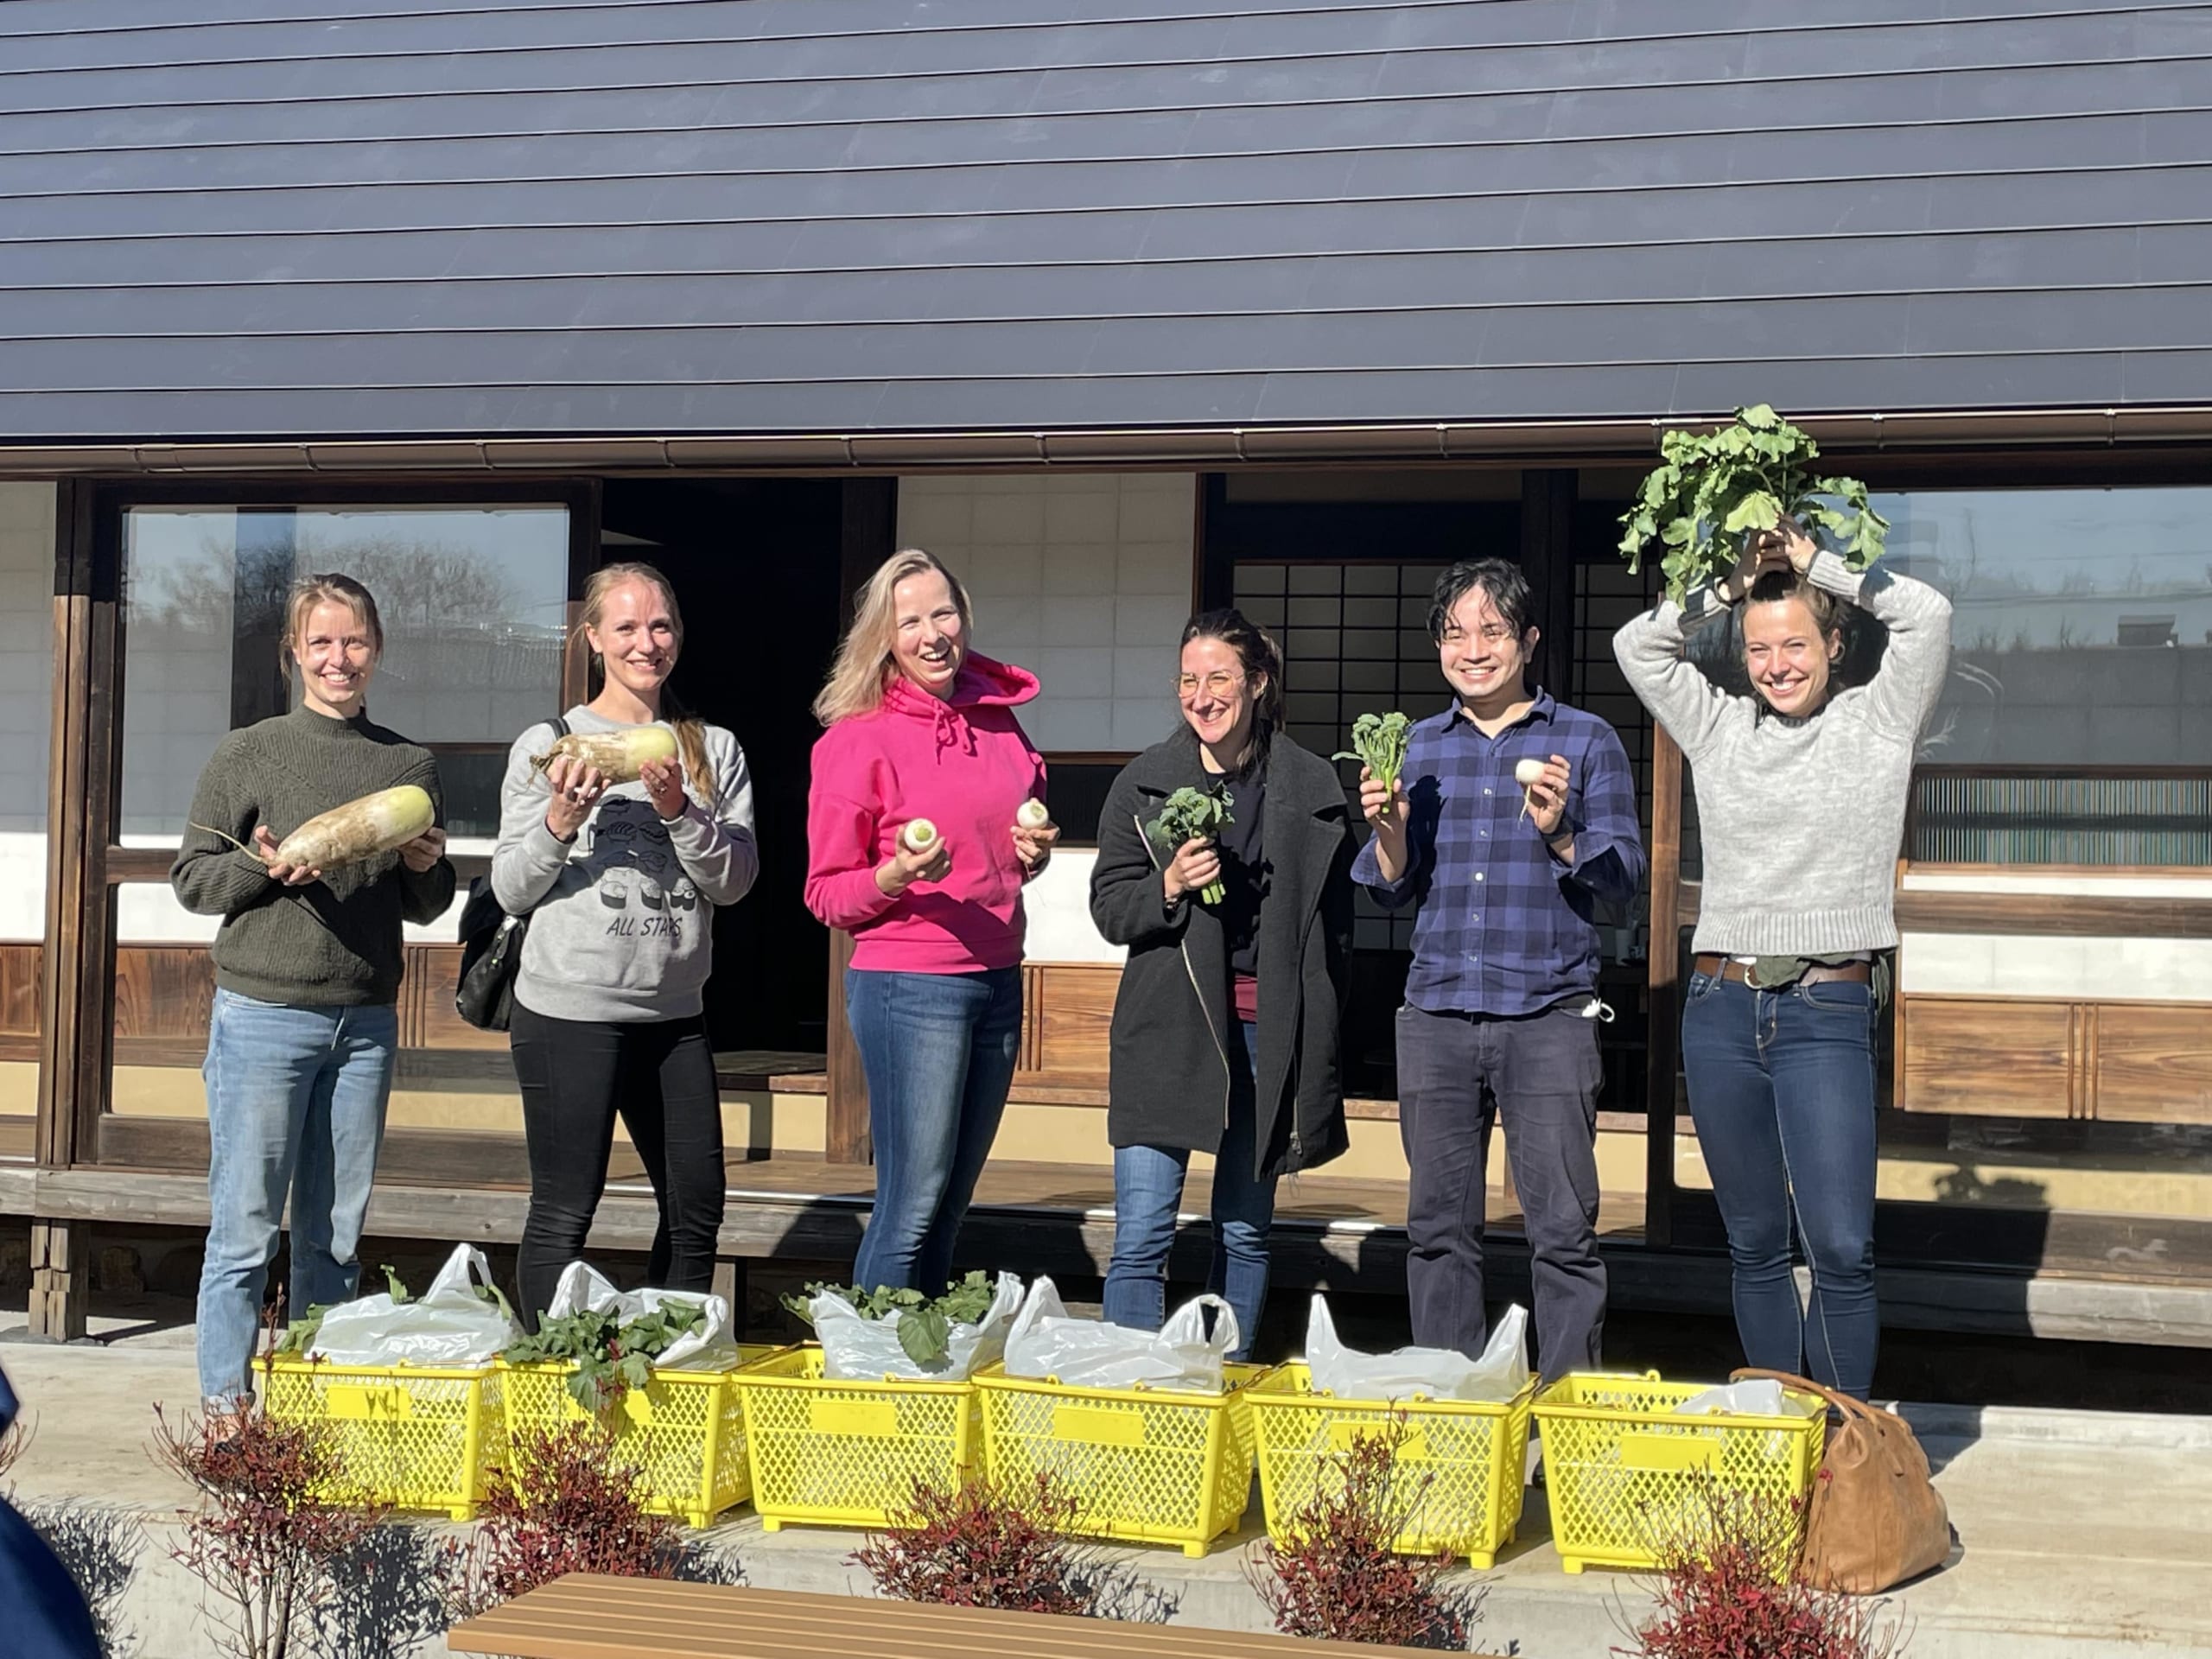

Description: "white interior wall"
897 472 1195 963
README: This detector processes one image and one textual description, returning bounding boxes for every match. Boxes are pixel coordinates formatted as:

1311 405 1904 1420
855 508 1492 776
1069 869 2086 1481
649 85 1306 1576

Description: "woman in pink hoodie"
805 548 1058 1294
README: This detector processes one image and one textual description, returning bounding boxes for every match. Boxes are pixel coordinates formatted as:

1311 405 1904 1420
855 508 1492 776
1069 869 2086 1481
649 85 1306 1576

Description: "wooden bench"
446 1577 1509 1658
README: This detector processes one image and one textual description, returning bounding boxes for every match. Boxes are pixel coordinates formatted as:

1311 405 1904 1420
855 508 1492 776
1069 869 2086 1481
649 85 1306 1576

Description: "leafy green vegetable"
381 1264 411 1304
781 1272 999 1369
1617 404 1888 604
275 1304 336 1356
1332 712 1413 813
504 1300 709 1408
1147 783 1236 905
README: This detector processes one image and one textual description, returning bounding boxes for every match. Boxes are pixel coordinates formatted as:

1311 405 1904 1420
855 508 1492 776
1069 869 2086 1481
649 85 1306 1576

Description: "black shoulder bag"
454 716 566 1033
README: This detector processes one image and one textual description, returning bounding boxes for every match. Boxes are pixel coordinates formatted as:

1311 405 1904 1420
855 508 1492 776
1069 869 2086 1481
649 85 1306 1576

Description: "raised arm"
1807 551 1954 737
1611 587 1738 763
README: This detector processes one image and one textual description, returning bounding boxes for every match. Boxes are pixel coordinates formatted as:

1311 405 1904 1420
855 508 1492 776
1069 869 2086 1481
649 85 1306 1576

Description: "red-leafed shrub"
854 1471 1173 1623
1616 1480 1911 1659
1248 1421 1485 1649
445 1422 682 1618
151 1402 382 1659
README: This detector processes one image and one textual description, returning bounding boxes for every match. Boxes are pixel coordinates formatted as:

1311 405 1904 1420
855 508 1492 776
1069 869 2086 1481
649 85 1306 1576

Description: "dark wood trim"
1521 469 1577 699
1678 879 2212 938
560 480 602 709
101 848 176 883
1196 474 1236 610
823 477 897 1165
1643 722 1683 1249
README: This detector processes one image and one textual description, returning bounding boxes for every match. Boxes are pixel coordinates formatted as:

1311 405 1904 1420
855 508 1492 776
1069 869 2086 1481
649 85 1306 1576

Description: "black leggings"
510 1003 724 1328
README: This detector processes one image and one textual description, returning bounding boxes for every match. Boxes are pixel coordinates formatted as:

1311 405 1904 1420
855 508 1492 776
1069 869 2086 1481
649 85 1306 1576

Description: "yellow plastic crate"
258 1356 503 1521
1249 1364 1537 1568
972 1361 1263 1558
1532 1372 1827 1575
497 1344 779 1529
731 1345 982 1533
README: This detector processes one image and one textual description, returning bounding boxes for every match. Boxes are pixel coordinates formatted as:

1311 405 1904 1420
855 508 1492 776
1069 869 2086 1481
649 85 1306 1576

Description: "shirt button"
1475 872 1485 881
1483 788 1493 796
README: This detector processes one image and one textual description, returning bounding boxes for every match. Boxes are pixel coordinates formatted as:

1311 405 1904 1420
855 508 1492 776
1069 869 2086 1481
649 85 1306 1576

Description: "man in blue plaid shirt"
1353 559 1646 1375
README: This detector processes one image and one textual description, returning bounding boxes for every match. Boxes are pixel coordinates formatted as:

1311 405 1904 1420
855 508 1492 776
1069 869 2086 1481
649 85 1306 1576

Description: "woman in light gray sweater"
1615 519 1951 1396
493 562 757 1326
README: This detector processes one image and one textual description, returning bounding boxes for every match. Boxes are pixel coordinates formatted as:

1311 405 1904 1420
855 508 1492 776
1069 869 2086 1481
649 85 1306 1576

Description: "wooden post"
1643 723 1684 1249
1519 470 1578 697
32 480 108 1338
823 478 897 1165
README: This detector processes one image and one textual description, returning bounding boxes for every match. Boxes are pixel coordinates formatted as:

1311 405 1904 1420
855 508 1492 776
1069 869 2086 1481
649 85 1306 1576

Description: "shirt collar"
1449 687 1555 735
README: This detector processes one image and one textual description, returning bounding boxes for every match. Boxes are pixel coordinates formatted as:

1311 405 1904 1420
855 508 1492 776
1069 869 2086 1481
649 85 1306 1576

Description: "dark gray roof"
3 0 2209 442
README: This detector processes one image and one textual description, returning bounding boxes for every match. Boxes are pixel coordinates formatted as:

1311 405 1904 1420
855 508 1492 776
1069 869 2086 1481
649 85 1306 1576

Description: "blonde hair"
812 548 974 727
285 573 382 705
573 561 714 802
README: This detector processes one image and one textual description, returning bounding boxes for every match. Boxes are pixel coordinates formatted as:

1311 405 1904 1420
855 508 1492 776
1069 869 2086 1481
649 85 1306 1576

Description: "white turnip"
529 726 677 785
1515 758 1546 822
900 818 940 855
1016 798 1052 830
194 785 435 873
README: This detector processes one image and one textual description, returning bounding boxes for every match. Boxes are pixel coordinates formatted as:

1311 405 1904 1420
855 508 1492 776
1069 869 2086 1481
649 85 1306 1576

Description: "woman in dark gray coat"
1089 608 1357 1359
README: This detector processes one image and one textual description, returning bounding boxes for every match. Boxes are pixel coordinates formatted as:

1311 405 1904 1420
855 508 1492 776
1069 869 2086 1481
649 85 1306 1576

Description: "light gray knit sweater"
1613 550 1953 957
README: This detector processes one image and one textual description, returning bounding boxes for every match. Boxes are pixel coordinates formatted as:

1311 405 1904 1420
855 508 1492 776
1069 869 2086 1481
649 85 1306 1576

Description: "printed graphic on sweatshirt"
586 798 699 942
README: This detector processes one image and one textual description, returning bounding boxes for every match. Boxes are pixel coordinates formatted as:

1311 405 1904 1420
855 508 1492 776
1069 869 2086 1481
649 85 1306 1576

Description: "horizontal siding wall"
3 3 2209 438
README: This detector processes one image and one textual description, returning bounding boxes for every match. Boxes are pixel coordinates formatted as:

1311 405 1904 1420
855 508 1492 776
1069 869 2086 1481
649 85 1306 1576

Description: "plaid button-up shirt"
1351 692 1646 1017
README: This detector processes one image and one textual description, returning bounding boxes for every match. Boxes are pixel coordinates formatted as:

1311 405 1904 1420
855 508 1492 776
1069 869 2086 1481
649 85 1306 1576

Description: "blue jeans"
1103 1021 1274 1362
847 967 1023 1295
1680 970 1880 1398
197 989 397 1406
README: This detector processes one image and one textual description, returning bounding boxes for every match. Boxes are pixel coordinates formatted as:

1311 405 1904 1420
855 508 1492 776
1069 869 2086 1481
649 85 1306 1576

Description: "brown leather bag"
1734 1370 1954 1593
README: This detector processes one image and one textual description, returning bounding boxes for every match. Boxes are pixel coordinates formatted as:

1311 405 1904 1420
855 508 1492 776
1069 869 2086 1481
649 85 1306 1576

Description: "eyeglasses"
1440 625 1520 647
1175 671 1248 701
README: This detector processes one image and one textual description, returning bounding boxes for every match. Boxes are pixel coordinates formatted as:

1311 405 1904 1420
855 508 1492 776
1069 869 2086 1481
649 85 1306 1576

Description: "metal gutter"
2 406 2209 478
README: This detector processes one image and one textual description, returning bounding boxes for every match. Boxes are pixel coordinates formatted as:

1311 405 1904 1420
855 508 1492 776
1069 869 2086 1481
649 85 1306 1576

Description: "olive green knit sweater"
169 705 455 1007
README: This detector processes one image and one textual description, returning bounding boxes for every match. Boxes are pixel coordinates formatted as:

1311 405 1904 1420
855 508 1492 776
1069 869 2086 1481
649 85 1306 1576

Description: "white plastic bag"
539 1260 741 1371
811 1272 1022 1382
307 1243 522 1368
1674 1378 1819 1419
1303 1295 1530 1403
1001 1276 1237 1392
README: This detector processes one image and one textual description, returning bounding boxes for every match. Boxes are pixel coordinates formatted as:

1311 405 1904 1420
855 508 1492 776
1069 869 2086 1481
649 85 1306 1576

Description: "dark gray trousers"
1395 1001 1607 1377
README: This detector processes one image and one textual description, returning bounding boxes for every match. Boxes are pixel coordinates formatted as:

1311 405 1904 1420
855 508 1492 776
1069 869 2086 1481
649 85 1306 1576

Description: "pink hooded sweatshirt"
804 654 1046 974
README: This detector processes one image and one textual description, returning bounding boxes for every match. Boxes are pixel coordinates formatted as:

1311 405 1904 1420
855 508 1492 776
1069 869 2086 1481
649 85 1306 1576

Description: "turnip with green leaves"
1149 782 1235 905
193 784 435 874
1333 711 1413 816
1618 404 1888 604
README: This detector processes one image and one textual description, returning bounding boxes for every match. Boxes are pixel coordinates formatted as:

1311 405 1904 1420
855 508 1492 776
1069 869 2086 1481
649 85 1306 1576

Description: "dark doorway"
600 479 844 1054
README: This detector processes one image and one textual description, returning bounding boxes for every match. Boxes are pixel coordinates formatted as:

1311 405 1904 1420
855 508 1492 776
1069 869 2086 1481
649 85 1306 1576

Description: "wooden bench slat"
448 1578 1507 1658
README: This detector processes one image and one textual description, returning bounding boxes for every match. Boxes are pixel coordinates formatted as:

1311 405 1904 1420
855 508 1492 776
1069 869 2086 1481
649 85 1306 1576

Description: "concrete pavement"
4 1313 2209 1659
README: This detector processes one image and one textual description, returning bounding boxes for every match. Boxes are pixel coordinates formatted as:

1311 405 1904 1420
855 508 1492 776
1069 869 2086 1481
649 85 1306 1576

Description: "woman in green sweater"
171 574 455 1417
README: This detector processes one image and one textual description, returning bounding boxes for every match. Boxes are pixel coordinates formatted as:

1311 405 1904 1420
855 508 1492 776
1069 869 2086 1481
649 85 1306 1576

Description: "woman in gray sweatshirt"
493 562 757 1326
1615 519 1951 1397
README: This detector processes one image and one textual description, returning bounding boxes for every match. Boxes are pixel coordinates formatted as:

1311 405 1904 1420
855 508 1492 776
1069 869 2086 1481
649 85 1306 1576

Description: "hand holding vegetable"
1149 783 1235 905
251 823 321 887
1335 713 1413 816
1163 836 1223 906
878 821 951 894
541 754 608 841
638 755 687 821
397 825 448 874
196 783 435 881
1012 801 1058 881
1516 753 1572 837
1717 516 1815 603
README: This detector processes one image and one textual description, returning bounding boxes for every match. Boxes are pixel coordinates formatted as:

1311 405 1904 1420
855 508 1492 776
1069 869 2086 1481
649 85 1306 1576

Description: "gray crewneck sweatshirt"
1613 550 1952 957
491 706 758 1022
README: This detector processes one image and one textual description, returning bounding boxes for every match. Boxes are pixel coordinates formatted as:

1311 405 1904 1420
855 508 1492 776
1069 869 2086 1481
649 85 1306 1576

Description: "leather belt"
1694 954 1872 988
